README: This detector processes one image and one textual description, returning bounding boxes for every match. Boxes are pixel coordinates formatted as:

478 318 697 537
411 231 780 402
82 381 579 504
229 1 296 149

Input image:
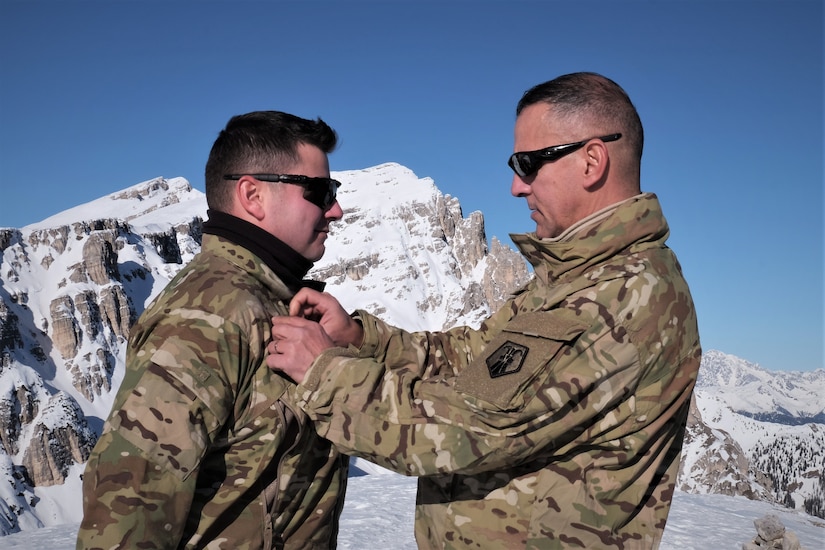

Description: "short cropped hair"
517 72 643 168
204 111 338 211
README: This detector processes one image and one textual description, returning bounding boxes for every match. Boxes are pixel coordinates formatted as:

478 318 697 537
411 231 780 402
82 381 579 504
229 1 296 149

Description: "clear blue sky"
1 0 822 372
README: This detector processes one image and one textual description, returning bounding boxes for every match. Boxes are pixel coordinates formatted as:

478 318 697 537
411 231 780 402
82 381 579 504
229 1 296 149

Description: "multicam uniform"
291 193 701 549
78 229 348 550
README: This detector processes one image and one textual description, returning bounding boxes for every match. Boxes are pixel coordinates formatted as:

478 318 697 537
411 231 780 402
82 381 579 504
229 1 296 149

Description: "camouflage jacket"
77 234 348 550
292 193 701 549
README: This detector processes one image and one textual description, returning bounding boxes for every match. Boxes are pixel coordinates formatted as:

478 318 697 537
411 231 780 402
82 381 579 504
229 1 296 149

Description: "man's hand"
287 288 364 347
267 316 334 384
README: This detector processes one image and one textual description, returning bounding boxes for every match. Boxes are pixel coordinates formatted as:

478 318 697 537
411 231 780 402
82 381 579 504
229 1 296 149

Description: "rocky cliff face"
692 352 825 517
21 392 97 487
0 177 208 534
678 395 774 501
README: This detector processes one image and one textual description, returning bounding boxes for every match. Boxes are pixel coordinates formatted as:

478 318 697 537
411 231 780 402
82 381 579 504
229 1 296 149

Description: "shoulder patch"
486 341 528 378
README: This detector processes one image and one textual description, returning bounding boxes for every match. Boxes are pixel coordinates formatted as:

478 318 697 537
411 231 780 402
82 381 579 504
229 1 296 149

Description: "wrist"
350 317 365 347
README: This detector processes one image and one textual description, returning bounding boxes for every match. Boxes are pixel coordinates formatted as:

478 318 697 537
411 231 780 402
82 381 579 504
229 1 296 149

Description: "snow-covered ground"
3 463 822 549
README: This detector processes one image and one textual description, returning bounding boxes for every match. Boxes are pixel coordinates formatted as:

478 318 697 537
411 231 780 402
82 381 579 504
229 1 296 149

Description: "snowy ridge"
24 177 200 231
698 349 825 422
686 351 823 516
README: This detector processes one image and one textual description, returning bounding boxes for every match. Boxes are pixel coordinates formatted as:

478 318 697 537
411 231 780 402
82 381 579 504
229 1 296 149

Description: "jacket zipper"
266 398 304 549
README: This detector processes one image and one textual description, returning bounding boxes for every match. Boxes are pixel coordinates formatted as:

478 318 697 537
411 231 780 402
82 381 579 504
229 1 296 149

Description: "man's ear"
582 140 610 190
235 176 267 221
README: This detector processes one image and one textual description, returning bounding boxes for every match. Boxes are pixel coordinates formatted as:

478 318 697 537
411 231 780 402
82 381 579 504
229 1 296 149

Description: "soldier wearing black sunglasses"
223 173 341 211
266 73 700 550
78 111 348 549
508 133 622 178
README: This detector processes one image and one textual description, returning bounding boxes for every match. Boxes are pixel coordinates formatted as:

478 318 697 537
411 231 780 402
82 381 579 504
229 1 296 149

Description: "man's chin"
307 243 326 262
306 233 329 262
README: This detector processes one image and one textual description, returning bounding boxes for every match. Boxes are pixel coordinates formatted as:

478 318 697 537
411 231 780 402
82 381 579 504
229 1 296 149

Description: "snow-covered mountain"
0 163 822 542
698 349 825 423
684 350 825 519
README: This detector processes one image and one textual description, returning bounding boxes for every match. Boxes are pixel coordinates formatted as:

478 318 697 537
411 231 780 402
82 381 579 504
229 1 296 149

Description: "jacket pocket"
454 309 588 410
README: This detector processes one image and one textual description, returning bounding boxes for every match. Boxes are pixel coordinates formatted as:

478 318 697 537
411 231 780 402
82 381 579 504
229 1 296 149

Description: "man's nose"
325 200 344 220
511 175 532 198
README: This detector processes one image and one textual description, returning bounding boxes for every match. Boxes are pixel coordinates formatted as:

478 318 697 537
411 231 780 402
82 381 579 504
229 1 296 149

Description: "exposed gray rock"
0 297 24 354
83 231 121 285
482 236 532 312
0 383 38 457
755 514 786 541
99 285 134 340
27 225 70 254
741 514 806 550
49 295 82 360
678 395 774 501
21 392 96 486
0 228 20 253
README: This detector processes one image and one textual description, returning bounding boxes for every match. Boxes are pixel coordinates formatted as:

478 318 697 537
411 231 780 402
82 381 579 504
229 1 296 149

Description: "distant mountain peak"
25 176 201 231
698 349 825 422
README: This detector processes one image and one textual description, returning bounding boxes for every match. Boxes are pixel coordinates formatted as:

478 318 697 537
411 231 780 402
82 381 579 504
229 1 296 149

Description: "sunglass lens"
509 153 532 178
302 186 320 209
303 180 337 209
324 181 337 208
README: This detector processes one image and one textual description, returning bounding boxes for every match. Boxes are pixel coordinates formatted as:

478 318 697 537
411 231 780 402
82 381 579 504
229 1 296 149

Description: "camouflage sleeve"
77 315 244 549
351 292 522 378
295 303 647 477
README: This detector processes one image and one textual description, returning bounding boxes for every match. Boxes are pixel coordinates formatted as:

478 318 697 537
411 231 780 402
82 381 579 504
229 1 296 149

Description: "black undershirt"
202 209 325 293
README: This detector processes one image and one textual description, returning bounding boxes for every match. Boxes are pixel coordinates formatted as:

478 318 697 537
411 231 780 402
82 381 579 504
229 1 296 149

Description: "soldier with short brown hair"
78 111 349 549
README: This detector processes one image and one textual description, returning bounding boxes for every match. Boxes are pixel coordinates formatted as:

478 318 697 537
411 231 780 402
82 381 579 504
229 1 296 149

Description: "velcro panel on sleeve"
454 310 588 410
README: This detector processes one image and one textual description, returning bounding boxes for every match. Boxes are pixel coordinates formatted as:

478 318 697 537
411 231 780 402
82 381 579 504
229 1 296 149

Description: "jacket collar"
510 193 670 286
202 209 325 293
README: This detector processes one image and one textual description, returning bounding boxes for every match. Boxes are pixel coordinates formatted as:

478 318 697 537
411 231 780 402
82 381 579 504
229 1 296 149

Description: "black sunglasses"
507 133 622 178
223 174 341 210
